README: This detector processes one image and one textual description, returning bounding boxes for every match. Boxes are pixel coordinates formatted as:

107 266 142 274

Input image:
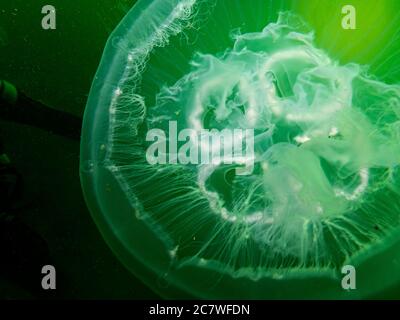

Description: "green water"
0 0 134 116
0 0 160 299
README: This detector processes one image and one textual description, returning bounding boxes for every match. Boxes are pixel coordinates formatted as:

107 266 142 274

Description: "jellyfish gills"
80 0 400 298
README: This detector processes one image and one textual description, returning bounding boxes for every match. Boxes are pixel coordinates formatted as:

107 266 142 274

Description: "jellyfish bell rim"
80 0 400 299
79 0 209 298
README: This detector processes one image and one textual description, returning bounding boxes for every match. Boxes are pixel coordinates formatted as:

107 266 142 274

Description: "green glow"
80 0 400 298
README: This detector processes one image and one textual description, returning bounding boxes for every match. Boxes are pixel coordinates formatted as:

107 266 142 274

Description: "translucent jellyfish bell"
80 0 400 298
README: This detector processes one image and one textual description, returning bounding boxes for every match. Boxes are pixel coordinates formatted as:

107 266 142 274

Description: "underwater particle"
81 0 400 299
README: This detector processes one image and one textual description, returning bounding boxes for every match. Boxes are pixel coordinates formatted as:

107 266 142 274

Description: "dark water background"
0 0 159 298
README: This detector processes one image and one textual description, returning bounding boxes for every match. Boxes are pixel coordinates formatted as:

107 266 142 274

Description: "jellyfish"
80 0 400 299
